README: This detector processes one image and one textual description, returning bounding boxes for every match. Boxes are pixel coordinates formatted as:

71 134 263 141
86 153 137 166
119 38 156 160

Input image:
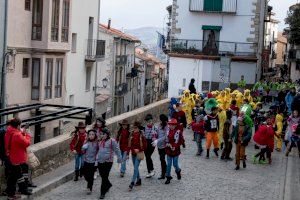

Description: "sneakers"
158 176 165 180
259 159 267 164
28 183 37 188
99 194 105 199
251 155 258 164
135 179 142 186
146 171 155 178
86 188 92 195
235 165 240 170
165 176 173 184
94 173 98 180
120 172 125 178
128 182 134 191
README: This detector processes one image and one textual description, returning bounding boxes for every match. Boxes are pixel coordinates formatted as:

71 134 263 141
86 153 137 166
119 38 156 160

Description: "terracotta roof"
99 24 141 42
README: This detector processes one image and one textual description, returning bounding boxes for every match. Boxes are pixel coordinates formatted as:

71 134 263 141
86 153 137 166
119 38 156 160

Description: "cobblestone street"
36 129 292 200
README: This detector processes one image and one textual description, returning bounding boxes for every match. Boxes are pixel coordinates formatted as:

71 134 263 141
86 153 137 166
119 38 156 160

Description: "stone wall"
0 99 170 191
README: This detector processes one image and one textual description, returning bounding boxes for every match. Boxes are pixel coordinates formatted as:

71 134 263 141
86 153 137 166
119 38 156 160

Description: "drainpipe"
1 0 8 123
257 0 267 81
134 41 141 108
93 0 101 118
111 38 121 116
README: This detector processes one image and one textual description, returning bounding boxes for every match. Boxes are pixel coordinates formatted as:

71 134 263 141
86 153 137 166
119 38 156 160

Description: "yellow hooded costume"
236 92 244 108
275 113 283 150
218 108 227 147
244 89 253 103
180 90 194 125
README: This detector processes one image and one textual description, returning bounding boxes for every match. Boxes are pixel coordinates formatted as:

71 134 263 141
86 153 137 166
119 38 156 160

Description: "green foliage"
285 3 300 45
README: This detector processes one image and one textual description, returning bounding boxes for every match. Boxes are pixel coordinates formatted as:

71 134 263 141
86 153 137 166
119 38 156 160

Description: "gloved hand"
152 140 158 147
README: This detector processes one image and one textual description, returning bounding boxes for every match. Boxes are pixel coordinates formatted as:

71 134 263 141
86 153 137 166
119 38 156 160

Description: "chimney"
108 18 111 29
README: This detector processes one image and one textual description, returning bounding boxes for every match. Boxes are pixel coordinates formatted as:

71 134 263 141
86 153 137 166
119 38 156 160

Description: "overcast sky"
100 0 298 30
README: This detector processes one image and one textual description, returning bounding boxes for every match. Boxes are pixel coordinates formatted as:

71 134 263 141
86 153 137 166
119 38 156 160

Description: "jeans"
158 148 166 177
75 154 84 171
145 139 155 173
166 156 181 177
131 155 141 183
98 162 113 195
120 151 127 173
195 134 204 154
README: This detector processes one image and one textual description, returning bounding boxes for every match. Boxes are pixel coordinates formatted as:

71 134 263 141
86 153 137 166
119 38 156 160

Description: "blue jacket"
169 97 178 118
285 92 295 113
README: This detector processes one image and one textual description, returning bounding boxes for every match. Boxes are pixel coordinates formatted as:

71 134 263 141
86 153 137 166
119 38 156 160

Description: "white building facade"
167 0 267 97
66 0 102 113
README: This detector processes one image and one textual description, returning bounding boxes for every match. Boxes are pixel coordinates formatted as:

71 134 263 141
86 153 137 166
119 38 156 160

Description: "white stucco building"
167 0 267 97
66 0 102 114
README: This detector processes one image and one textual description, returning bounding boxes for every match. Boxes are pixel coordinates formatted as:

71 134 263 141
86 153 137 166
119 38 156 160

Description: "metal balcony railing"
115 83 128 96
171 39 255 56
190 0 237 13
85 39 105 61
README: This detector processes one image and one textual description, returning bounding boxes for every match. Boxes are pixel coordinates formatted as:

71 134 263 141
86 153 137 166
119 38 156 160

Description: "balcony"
85 39 105 62
170 39 255 56
115 83 128 97
116 55 128 66
190 0 237 13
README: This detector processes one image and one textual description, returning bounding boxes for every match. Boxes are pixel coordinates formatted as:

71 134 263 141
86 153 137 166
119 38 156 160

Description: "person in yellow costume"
217 91 230 110
244 89 253 103
218 106 227 149
180 90 194 126
275 110 284 151
236 92 244 108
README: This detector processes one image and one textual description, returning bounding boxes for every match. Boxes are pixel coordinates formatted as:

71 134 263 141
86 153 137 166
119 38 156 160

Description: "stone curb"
283 153 300 200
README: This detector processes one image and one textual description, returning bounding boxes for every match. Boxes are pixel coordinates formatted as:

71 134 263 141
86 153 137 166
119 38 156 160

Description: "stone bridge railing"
0 99 170 191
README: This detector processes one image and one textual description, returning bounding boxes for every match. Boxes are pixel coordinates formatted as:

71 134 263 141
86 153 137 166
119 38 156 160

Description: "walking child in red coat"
191 115 205 156
70 122 87 181
116 119 130 177
253 117 275 164
165 119 185 185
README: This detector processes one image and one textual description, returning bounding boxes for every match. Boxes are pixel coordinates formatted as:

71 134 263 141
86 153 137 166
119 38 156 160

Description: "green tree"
285 3 300 45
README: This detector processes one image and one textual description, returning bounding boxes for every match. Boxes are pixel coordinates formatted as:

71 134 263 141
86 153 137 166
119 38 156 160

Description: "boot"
165 176 173 184
235 165 240 170
128 182 134 191
176 170 181 180
18 181 32 196
135 179 142 186
74 170 79 181
206 149 209 159
79 168 84 178
242 161 246 168
214 148 219 157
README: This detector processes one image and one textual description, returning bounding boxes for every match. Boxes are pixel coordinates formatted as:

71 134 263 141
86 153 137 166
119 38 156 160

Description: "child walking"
231 116 252 170
285 110 300 157
116 120 130 177
204 107 220 158
143 114 157 178
221 110 233 160
128 122 147 191
152 114 169 180
191 115 205 156
165 119 185 184
97 128 122 199
70 122 87 181
82 130 99 194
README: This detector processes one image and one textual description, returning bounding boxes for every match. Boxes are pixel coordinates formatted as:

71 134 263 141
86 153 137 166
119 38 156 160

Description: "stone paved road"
36 129 292 200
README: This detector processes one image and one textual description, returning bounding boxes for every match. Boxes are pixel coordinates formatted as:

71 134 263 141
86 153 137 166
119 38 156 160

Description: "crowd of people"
0 77 300 200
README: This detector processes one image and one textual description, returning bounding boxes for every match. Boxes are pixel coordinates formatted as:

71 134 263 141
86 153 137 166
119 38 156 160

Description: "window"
204 0 223 12
25 0 31 11
71 33 77 53
51 0 60 42
203 29 220 54
182 78 186 87
45 59 53 99
55 59 63 98
31 58 41 100
61 0 70 42
85 67 92 91
22 58 30 78
32 0 43 40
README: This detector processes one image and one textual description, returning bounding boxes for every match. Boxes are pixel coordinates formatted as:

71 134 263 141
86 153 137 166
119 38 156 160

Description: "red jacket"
128 131 147 155
191 121 205 135
116 128 130 152
70 131 87 154
5 126 31 165
253 125 275 151
165 128 185 157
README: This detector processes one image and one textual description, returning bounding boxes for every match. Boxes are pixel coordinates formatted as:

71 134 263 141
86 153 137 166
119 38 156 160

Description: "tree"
285 3 300 45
